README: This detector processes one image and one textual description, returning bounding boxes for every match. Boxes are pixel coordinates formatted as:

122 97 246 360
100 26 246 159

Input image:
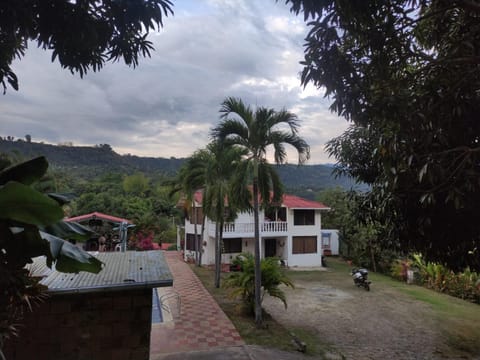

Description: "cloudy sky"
1 0 348 164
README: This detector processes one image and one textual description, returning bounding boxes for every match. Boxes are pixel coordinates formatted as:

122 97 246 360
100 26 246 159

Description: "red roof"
193 190 329 210
65 212 132 224
282 194 329 209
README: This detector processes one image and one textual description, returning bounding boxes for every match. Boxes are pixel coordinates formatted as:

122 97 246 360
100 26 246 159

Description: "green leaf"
47 193 76 205
9 226 51 266
0 182 64 225
41 221 95 242
0 156 48 185
40 231 104 274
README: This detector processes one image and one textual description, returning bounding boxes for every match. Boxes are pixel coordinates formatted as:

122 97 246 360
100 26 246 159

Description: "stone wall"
4 289 152 360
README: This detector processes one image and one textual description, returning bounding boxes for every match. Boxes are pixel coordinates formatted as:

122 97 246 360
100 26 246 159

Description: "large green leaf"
0 181 64 225
0 156 48 185
40 231 104 274
8 226 51 267
47 192 76 206
41 221 96 242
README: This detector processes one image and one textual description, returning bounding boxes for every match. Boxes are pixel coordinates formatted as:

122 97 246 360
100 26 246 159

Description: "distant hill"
0 139 365 197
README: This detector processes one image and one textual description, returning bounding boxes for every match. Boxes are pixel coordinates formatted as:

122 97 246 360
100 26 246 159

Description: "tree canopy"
0 0 174 92
286 0 480 270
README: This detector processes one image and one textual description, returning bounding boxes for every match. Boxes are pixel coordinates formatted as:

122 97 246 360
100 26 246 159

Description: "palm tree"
211 97 310 326
201 141 249 287
169 159 205 265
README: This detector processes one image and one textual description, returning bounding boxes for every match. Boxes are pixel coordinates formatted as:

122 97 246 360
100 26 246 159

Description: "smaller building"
4 251 172 360
321 229 340 256
182 191 330 267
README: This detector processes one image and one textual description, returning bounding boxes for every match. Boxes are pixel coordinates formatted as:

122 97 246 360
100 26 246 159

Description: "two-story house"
182 190 330 267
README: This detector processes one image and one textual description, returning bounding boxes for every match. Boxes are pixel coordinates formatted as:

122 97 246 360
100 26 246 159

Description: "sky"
1 0 349 165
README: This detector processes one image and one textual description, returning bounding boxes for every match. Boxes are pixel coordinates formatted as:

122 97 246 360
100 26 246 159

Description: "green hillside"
0 139 364 197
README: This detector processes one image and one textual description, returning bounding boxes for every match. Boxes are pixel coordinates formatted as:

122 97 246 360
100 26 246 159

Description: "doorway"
265 238 277 258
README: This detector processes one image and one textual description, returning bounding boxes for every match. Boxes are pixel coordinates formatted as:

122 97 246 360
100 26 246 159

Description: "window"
293 210 315 225
292 236 317 254
188 207 204 225
223 238 242 253
321 233 331 249
185 233 201 250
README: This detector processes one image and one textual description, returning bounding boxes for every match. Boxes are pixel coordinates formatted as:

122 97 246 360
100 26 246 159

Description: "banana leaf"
40 231 104 274
0 181 63 225
0 156 48 185
41 221 96 242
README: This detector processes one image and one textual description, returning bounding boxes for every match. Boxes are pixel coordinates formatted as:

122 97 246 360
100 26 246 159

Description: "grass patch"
191 265 325 357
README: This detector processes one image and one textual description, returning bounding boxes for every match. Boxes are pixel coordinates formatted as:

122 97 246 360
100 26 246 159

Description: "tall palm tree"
169 159 205 265
211 97 310 326
200 141 249 287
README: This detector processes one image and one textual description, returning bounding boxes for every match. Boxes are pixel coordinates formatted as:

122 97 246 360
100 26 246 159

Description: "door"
265 238 277 258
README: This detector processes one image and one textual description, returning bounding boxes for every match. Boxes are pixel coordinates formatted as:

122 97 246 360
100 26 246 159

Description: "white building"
182 190 330 267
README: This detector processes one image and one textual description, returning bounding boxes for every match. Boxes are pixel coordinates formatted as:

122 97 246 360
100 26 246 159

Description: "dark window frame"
293 209 315 226
185 233 201 251
292 236 317 254
223 237 242 253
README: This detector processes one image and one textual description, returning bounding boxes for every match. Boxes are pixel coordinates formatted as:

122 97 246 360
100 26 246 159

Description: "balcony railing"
208 221 288 236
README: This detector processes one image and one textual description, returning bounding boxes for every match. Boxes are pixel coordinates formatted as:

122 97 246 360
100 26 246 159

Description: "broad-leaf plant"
0 156 103 356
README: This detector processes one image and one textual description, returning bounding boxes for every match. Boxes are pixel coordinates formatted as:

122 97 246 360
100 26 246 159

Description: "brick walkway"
150 252 244 358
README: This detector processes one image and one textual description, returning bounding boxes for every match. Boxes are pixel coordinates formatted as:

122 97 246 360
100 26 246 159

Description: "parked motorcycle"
351 268 371 291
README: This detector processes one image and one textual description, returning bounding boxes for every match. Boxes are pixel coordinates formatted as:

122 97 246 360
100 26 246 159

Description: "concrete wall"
4 289 152 360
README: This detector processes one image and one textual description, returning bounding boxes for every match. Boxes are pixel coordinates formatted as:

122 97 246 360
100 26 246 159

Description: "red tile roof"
282 194 329 209
193 190 329 210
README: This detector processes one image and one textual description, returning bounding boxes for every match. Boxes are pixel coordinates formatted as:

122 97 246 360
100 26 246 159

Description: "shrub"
405 253 480 304
224 253 294 315
135 232 155 251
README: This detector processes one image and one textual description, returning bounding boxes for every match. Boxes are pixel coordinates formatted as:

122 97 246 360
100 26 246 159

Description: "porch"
208 221 288 238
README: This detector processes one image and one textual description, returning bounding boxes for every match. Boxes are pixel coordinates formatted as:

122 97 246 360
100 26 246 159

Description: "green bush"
407 254 480 303
224 253 294 315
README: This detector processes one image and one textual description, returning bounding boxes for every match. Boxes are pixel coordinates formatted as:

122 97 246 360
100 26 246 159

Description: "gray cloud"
0 0 347 164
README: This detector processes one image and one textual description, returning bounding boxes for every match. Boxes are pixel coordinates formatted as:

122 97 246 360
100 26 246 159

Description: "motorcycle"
351 268 371 291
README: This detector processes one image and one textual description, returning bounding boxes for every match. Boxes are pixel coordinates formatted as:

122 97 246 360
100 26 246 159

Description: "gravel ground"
263 267 478 360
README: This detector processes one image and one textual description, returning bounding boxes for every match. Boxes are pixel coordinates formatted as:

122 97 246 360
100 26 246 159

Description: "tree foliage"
0 0 174 92
286 0 480 271
224 253 294 314
212 96 309 326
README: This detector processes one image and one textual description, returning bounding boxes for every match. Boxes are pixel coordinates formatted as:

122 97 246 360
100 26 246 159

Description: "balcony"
208 221 288 237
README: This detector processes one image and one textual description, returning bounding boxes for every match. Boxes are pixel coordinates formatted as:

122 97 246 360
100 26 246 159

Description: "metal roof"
28 251 173 295
65 211 132 224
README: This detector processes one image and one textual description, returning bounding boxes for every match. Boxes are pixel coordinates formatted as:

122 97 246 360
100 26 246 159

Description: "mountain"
0 139 365 196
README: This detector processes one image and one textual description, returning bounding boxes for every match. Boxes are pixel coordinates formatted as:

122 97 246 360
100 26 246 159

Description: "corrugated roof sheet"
28 251 172 295
65 211 132 224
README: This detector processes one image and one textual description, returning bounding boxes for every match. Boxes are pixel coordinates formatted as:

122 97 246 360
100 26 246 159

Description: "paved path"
150 252 244 359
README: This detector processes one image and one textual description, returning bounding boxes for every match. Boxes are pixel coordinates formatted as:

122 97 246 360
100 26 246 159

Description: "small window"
321 233 331 249
292 236 317 254
223 238 242 253
293 209 315 225
185 233 201 250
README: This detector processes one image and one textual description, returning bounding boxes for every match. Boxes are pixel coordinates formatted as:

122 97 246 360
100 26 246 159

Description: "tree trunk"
214 222 221 288
369 238 377 272
199 214 206 266
253 168 262 327
193 201 199 266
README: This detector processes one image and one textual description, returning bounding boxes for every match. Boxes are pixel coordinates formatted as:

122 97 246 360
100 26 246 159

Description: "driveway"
262 260 480 360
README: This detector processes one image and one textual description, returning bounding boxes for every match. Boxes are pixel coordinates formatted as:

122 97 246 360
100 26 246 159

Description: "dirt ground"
262 262 479 360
